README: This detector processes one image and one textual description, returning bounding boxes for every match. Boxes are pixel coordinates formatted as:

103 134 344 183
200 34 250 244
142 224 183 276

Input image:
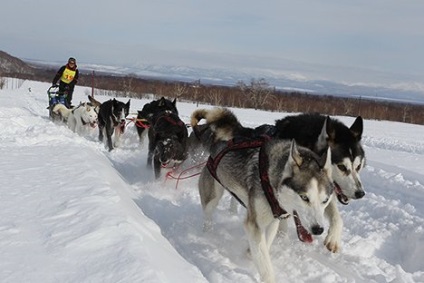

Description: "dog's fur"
199 135 334 283
147 111 188 179
51 102 98 135
95 98 131 151
275 113 365 204
136 97 178 144
51 103 71 123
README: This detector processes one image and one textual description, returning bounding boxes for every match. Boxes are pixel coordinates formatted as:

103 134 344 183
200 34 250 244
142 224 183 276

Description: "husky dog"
192 108 349 253
136 97 178 144
199 135 334 283
68 102 98 134
275 113 365 204
147 111 188 179
96 98 131 151
52 102 98 135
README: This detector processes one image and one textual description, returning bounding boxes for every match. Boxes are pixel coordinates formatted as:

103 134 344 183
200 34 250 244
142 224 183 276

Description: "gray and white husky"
199 134 334 283
194 108 366 254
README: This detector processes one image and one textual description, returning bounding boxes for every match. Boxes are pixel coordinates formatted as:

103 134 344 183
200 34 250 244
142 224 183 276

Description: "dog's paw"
324 233 341 253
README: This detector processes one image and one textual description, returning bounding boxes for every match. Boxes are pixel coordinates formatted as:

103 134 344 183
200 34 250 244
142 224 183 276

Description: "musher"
52 57 79 108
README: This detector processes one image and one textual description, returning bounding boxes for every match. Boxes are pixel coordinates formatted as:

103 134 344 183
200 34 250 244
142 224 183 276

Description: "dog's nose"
355 190 365 199
311 225 324 235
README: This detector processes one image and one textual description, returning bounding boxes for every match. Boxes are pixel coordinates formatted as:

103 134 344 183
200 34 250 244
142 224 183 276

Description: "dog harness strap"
258 145 287 218
80 117 87 126
157 114 184 128
206 156 246 208
206 135 285 216
135 119 150 128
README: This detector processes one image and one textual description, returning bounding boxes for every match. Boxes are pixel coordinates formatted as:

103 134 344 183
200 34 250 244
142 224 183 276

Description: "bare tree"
121 75 135 97
238 78 273 110
207 88 223 106
342 99 355 116
402 105 410 122
0 73 5 89
174 83 187 99
191 79 201 106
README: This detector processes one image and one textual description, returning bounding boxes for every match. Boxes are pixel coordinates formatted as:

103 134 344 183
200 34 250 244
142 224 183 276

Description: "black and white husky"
93 97 130 151
275 113 365 204
136 97 178 144
198 127 334 283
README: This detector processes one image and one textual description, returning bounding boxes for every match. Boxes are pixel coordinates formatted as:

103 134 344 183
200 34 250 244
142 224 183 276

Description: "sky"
1 78 424 282
1 0 424 87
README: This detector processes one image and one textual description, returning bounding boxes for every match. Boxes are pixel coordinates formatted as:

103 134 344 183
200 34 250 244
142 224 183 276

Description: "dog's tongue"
293 211 313 243
334 182 349 205
119 121 126 133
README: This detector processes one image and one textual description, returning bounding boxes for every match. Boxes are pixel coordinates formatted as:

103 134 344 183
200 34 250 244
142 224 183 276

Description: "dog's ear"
316 116 330 152
158 97 166 106
172 98 177 106
88 95 102 107
126 99 131 107
350 116 363 141
289 140 303 167
319 146 332 175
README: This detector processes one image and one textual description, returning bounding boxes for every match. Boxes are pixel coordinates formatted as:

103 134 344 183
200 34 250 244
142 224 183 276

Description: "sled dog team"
51 95 366 283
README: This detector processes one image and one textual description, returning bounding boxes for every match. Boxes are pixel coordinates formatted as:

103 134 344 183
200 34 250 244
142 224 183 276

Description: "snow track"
2 81 423 282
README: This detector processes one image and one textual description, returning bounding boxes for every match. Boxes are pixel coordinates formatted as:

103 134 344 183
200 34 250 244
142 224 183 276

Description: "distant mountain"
0 51 35 75
75 62 424 105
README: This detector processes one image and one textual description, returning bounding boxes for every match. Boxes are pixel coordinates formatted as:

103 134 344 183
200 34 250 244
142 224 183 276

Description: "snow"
1 79 424 283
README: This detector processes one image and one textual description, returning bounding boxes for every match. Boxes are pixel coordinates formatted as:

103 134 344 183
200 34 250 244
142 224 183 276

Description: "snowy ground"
1 80 423 283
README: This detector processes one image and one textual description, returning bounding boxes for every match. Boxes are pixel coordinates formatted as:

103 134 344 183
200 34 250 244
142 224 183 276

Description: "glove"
52 84 58 87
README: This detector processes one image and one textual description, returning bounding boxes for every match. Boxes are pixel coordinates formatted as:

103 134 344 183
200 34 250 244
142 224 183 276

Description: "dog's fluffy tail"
52 104 71 119
190 107 242 141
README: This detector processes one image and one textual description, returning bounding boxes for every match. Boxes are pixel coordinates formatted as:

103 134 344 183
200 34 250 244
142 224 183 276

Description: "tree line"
3 67 424 125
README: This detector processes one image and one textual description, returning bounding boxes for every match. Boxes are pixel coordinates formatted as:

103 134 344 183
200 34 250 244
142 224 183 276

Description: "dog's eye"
356 164 361 172
322 197 329 204
299 194 309 203
337 164 347 172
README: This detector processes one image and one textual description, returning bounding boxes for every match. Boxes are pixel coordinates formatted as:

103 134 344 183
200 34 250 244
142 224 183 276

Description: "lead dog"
199 132 334 283
192 108 365 253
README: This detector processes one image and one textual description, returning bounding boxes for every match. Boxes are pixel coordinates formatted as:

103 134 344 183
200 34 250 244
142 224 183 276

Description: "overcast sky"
1 0 423 85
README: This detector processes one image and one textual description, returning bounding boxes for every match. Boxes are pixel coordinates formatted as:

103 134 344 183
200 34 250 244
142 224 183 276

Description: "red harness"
156 114 185 128
206 136 287 219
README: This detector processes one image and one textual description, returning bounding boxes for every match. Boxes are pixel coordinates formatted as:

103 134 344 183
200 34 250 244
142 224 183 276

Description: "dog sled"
47 85 69 121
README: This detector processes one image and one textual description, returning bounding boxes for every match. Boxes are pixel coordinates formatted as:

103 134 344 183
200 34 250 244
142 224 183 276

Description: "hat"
68 57 76 64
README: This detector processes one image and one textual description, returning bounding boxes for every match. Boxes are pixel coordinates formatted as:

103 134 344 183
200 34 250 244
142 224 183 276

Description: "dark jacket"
52 63 79 87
